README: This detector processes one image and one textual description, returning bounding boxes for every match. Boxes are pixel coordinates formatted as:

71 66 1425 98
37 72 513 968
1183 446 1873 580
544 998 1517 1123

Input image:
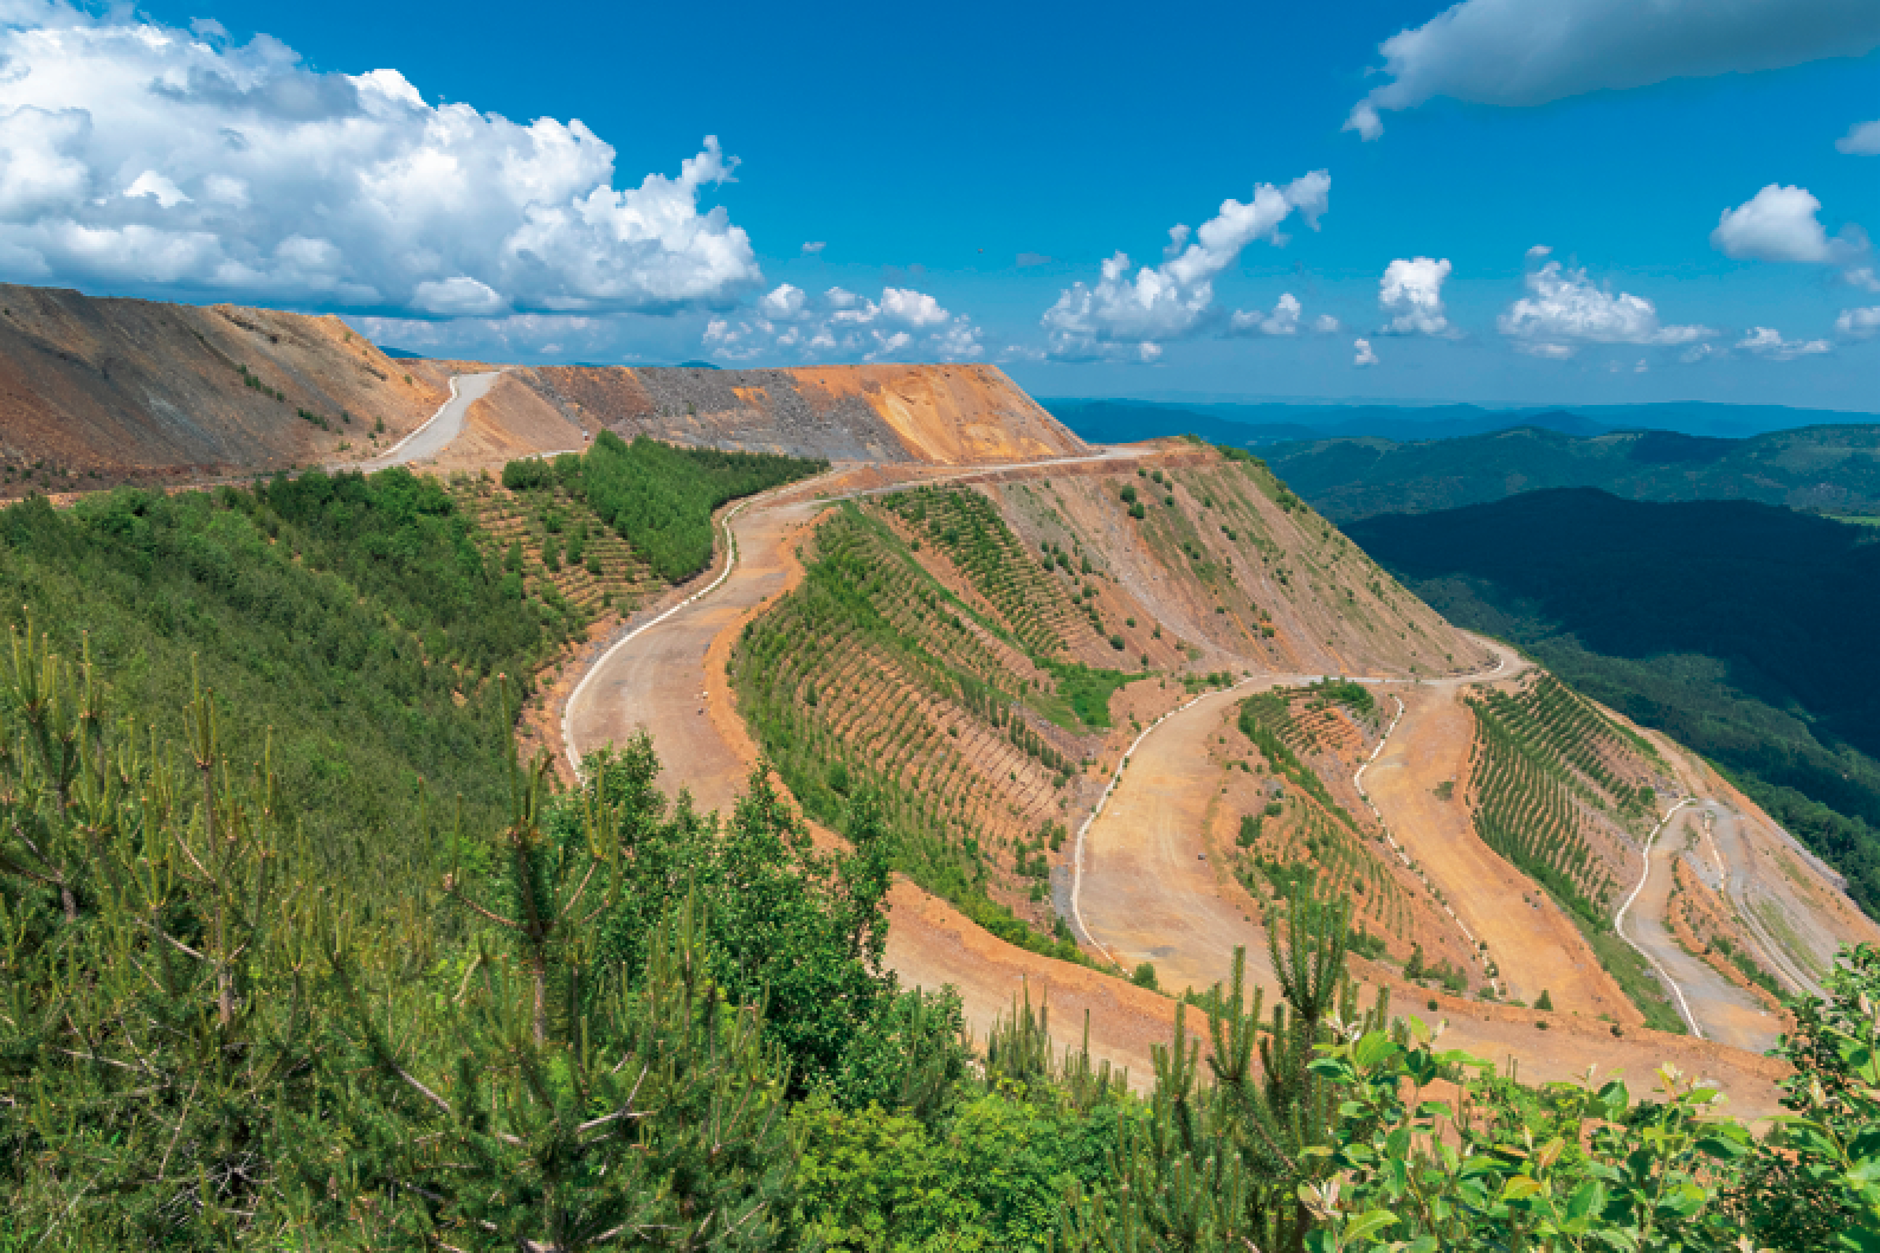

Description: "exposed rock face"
518 362 1088 465
0 283 446 484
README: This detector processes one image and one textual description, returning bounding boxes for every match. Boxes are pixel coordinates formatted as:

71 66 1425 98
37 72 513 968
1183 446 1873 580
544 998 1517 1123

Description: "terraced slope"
732 500 1100 963
732 445 1499 967
1465 673 1661 925
454 473 667 619
1226 683 1438 967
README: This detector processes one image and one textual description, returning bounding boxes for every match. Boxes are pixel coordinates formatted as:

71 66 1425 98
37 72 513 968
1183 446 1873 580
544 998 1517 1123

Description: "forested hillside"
1263 423 1880 522
1348 488 1880 915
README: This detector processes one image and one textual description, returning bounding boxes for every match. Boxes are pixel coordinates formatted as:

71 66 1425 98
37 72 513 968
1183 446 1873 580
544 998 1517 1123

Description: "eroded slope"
0 283 446 488
514 362 1086 465
731 445 1494 960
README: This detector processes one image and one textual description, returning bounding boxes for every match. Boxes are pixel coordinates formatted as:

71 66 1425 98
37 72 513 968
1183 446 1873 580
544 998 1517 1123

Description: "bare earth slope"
0 283 445 486
0 283 1083 488
511 362 1087 465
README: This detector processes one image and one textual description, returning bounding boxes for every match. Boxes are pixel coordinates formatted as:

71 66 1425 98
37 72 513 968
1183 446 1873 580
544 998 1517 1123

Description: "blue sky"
5 0 1878 408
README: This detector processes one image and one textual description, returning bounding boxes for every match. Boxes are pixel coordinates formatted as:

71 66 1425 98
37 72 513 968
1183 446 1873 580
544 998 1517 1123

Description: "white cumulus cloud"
1497 255 1715 356
1346 0 1880 140
704 283 984 363
1834 306 1880 340
1736 327 1832 360
1229 292 1305 336
1040 171 1329 360
1837 120 1880 156
1353 337 1378 366
0 1 761 317
1711 185 1868 264
1378 257 1457 336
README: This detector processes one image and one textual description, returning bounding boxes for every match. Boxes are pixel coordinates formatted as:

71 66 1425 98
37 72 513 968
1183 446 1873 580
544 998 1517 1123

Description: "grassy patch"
1046 661 1133 729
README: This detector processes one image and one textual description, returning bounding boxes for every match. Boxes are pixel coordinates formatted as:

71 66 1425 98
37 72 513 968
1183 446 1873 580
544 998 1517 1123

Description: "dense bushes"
518 432 825 582
0 638 964 1246
0 472 554 877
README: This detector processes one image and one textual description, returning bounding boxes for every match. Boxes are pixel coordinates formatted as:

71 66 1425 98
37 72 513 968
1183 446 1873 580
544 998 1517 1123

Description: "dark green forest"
5 473 1880 1249
1347 488 1880 916
1259 424 1880 522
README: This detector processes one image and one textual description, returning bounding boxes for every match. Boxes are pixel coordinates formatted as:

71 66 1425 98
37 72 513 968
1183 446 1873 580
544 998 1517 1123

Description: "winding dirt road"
1616 803 1776 1049
559 449 1203 1080
353 369 503 469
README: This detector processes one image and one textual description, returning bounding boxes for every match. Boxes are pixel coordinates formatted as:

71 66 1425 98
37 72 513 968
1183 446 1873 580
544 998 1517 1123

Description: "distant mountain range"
1259 424 1880 522
1045 397 1879 445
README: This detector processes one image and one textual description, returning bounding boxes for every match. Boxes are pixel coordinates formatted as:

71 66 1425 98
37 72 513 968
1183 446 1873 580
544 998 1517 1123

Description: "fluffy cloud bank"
1711 185 1875 289
1352 338 1378 366
1377 257 1456 336
1346 0 1880 140
703 283 983 363
1040 172 1329 360
1496 251 1715 357
0 1 760 316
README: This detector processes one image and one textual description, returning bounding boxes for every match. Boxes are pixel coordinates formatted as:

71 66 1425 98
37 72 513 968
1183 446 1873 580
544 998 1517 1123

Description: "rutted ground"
1621 803 1775 1049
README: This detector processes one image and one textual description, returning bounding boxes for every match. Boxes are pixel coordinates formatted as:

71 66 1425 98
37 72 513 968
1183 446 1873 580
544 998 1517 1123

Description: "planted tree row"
503 432 825 582
733 506 1093 965
879 486 1086 658
1468 683 1624 923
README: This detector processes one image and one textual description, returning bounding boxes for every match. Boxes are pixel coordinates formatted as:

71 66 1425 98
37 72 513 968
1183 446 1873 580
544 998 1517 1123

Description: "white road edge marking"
1615 798 1703 1038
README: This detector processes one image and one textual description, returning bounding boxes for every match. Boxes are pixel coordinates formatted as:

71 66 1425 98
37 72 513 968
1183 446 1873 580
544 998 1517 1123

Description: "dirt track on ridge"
559 451 1198 1082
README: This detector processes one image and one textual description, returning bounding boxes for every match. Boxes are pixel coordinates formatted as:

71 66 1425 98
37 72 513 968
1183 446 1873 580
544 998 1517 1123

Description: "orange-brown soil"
424 373 588 470
1364 686 1640 1021
0 283 445 486
508 361 1088 466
